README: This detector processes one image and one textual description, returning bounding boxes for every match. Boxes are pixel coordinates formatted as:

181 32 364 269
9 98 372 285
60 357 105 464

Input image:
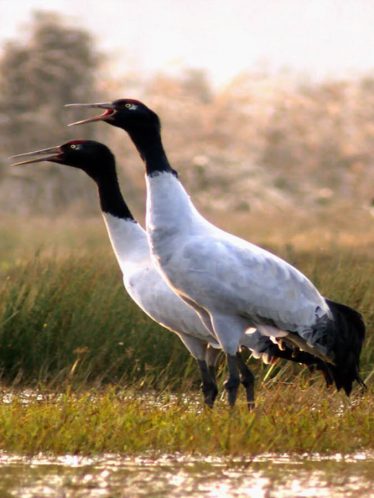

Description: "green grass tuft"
0 385 373 455
0 254 197 388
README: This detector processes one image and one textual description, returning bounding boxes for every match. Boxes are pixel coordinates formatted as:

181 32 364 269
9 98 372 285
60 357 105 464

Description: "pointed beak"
9 145 63 166
65 102 116 126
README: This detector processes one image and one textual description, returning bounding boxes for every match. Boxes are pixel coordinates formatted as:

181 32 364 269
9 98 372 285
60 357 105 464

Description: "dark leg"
320 365 334 387
176 335 218 407
224 354 241 407
206 346 220 387
237 351 255 410
197 359 218 408
208 365 217 385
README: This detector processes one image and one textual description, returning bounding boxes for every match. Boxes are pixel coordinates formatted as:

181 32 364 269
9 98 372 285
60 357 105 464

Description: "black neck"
94 169 134 221
128 127 177 177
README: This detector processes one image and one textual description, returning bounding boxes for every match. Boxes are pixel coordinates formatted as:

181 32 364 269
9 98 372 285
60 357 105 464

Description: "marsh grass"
0 241 372 389
0 253 200 389
0 384 372 455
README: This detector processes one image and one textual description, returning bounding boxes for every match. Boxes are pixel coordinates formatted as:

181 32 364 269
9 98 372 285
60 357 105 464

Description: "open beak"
9 145 63 166
65 102 116 126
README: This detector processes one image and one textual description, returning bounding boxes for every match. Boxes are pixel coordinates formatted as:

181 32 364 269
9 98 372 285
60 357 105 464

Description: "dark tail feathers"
325 299 366 395
265 344 335 387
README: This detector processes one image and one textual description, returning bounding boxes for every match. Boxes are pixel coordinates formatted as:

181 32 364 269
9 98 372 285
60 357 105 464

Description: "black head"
10 140 115 181
66 99 161 133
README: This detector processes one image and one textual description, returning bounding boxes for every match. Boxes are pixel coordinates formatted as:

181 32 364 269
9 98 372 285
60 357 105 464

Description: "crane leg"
197 359 218 408
206 345 220 383
224 353 241 407
236 351 255 410
177 334 219 407
208 313 250 407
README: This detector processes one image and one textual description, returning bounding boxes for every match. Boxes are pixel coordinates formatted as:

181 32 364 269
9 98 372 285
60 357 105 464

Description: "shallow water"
0 452 373 498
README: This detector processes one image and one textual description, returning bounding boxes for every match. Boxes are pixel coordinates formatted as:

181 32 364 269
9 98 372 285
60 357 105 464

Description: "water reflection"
0 452 373 498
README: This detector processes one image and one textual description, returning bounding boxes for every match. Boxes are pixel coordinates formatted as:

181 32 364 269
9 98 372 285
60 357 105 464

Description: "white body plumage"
102 213 270 360
102 213 219 358
146 172 332 358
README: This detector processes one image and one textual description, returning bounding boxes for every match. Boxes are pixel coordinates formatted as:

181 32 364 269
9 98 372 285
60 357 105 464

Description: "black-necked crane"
11 139 315 408
66 100 366 408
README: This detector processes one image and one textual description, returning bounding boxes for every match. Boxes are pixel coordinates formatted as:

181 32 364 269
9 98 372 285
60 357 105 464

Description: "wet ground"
0 452 373 497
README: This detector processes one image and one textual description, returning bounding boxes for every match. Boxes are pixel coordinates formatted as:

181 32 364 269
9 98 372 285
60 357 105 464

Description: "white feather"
102 212 273 361
103 213 217 347
146 172 331 356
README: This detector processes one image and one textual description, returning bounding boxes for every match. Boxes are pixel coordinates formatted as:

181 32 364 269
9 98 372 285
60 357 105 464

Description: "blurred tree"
0 10 101 151
0 11 107 213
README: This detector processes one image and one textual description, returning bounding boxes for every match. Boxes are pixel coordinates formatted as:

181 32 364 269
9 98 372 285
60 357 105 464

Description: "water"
0 452 373 498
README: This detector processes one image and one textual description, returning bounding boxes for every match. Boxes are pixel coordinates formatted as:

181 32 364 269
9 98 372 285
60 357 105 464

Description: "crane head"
9 140 115 180
65 99 160 132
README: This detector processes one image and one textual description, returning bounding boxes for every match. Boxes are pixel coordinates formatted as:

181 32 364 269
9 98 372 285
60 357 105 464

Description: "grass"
0 253 198 388
0 242 372 389
0 384 372 456
0 215 372 455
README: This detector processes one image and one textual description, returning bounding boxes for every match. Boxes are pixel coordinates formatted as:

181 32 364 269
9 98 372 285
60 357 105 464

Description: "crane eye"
70 144 80 150
125 103 138 110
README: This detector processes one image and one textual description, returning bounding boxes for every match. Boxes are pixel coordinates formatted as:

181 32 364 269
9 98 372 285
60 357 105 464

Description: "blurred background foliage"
0 11 109 213
0 10 373 227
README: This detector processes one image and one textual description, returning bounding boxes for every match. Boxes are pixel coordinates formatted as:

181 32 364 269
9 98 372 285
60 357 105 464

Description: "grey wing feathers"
204 236 329 330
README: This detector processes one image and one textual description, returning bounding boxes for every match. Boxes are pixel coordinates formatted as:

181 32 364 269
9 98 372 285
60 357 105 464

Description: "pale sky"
1 0 374 87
